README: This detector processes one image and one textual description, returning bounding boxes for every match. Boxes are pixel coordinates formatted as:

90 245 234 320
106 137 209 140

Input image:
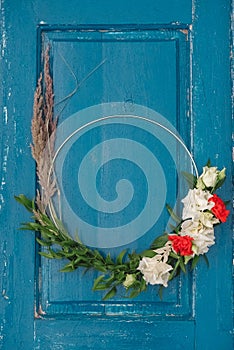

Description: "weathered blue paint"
0 1 232 350
192 1 233 349
35 318 195 350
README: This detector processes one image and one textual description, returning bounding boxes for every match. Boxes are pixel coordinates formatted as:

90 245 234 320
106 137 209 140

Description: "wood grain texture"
191 1 232 349
0 1 232 349
35 318 195 350
0 1 36 349
39 26 192 318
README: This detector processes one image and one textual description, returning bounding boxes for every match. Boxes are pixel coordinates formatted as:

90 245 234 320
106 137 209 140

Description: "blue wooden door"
0 1 232 349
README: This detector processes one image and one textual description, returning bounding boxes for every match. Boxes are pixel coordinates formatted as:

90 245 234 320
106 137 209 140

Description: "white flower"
153 241 172 263
196 166 226 189
196 177 206 190
180 219 215 255
191 229 215 255
196 211 219 227
218 167 226 181
182 188 214 220
137 256 173 287
123 274 136 288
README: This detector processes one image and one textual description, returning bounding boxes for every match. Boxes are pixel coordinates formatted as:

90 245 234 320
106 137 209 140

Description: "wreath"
15 48 230 300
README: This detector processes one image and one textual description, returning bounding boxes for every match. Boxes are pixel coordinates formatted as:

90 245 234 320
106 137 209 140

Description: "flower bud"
123 274 136 288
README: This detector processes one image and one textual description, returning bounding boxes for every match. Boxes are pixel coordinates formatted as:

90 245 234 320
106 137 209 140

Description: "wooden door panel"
0 1 232 349
35 319 195 350
39 26 192 318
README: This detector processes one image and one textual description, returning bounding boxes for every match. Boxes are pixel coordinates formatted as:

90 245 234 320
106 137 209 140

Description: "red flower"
168 235 194 256
208 194 230 223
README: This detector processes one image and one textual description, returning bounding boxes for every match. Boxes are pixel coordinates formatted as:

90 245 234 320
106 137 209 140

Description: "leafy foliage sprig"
15 194 149 300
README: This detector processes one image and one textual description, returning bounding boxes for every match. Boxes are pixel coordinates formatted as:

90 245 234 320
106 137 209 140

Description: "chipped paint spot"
0 143 9 211
1 241 10 312
2 289 9 300
0 322 5 341
189 19 194 152
7 88 11 99
3 106 7 124
38 305 46 315
0 0 7 58
179 29 189 41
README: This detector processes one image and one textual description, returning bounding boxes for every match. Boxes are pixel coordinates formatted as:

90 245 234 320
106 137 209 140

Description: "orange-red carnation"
169 235 194 256
208 194 230 223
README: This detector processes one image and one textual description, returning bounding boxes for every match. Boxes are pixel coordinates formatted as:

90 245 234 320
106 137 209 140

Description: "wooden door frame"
0 1 232 349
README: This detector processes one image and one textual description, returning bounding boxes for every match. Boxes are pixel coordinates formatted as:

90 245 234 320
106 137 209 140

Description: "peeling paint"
0 321 5 342
3 106 7 124
2 289 9 300
0 143 9 211
0 240 9 309
189 18 194 152
34 308 42 319
7 88 11 99
0 0 7 58
38 305 46 315
179 29 189 41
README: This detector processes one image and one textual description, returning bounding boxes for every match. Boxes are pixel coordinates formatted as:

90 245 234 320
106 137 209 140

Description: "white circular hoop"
48 115 198 233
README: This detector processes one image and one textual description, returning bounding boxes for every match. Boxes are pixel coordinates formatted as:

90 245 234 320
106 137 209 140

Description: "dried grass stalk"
31 46 58 212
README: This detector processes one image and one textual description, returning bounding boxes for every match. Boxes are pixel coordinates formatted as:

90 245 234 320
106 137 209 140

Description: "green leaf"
14 194 34 212
93 283 109 291
150 234 168 249
39 251 54 259
139 278 147 292
61 240 78 248
181 171 197 189
211 176 226 193
36 237 51 247
49 249 64 259
92 275 105 290
202 254 209 268
74 247 89 256
184 255 193 265
179 257 186 273
129 257 140 270
21 221 45 231
191 255 200 270
53 217 72 239
102 274 116 286
158 285 164 300
116 249 127 265
168 260 180 281
92 263 107 273
140 249 156 258
102 286 117 300
93 249 105 262
74 230 82 244
60 262 75 272
38 212 55 226
169 251 180 259
128 288 141 299
166 204 181 224
74 256 85 265
61 250 75 259
169 223 177 232
206 159 211 167
105 253 114 265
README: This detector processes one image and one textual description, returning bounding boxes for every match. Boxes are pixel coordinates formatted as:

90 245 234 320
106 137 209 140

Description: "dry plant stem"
44 46 57 135
31 73 45 163
31 47 59 214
